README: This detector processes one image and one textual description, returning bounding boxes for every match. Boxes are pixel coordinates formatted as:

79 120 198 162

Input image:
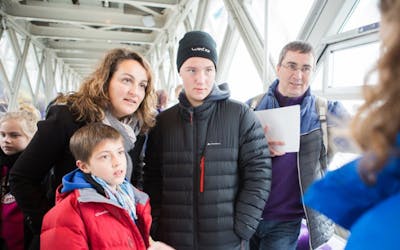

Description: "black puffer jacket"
144 83 272 250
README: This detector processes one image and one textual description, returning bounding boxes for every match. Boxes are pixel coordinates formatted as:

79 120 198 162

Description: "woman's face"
108 59 148 119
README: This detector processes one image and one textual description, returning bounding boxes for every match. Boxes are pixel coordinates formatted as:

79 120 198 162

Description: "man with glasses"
247 41 348 250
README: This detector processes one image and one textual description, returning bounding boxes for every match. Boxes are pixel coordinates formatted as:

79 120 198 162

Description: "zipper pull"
200 156 205 193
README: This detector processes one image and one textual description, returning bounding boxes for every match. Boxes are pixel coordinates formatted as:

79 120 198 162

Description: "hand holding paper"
255 105 300 153
263 126 286 156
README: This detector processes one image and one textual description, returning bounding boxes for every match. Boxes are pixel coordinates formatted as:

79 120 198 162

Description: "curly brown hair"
55 48 156 133
351 0 400 176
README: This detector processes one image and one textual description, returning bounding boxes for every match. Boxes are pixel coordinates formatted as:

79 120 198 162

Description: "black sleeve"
143 122 163 237
9 105 81 234
129 134 146 190
235 106 272 240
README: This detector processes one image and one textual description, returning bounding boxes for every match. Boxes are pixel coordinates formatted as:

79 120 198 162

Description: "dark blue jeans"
250 218 302 250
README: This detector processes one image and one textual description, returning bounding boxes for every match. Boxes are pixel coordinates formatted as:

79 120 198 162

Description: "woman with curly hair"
9 48 157 249
304 0 400 249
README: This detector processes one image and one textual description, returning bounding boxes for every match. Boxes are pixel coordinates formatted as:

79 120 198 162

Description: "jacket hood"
178 82 230 107
204 82 230 102
61 169 92 193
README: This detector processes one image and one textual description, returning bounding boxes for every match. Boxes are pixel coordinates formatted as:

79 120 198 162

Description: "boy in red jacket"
41 123 172 250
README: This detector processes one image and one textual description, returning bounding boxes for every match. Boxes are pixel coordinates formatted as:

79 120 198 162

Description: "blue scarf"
91 175 137 222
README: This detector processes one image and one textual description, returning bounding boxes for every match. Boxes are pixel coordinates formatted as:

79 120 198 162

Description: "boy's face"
179 57 215 107
77 138 126 190
0 119 31 155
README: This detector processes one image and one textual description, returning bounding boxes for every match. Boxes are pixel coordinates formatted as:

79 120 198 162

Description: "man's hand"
264 126 286 157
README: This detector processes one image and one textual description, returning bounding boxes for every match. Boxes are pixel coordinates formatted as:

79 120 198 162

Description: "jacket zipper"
199 156 205 193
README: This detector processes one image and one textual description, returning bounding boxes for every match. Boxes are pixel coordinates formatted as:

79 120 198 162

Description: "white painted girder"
5 1 165 31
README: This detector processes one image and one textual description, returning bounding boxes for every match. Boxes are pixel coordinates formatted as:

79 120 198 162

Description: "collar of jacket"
177 83 230 122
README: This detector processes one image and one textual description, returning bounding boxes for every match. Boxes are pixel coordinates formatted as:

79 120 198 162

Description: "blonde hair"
55 48 156 133
0 107 40 139
351 0 400 177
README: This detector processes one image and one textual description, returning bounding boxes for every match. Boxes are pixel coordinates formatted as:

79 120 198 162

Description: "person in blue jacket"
304 0 400 249
247 41 349 250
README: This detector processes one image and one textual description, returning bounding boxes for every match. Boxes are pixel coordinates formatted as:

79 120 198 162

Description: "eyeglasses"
281 62 313 75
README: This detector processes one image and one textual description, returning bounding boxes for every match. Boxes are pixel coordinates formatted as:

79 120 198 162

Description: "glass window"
36 81 47 118
41 64 47 89
0 78 9 113
55 63 62 92
234 0 315 100
244 0 315 62
26 43 39 93
161 50 170 88
310 65 323 91
0 31 18 82
227 39 263 102
15 32 25 54
243 0 265 36
330 41 379 88
17 74 34 105
203 0 228 50
341 0 380 32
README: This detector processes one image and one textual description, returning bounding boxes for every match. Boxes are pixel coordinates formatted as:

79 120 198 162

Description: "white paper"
254 105 300 153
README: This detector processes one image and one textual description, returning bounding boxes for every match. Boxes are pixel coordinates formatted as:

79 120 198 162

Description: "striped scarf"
91 175 137 222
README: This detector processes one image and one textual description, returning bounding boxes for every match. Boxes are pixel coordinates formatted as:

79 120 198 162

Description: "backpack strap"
249 93 266 110
315 96 328 154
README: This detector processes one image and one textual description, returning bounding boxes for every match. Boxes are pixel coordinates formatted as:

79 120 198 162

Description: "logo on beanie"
191 47 210 53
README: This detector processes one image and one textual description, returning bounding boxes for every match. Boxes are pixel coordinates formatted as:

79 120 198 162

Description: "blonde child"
0 108 40 250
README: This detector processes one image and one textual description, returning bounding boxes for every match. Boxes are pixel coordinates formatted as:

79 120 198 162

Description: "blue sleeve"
327 100 350 126
304 156 400 229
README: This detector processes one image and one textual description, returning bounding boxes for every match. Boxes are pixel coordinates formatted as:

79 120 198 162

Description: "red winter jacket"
41 186 151 250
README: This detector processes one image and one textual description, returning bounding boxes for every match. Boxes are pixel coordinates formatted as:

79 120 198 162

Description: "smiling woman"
8 48 157 249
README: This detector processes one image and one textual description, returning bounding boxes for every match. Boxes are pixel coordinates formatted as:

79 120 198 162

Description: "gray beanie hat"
176 31 217 72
